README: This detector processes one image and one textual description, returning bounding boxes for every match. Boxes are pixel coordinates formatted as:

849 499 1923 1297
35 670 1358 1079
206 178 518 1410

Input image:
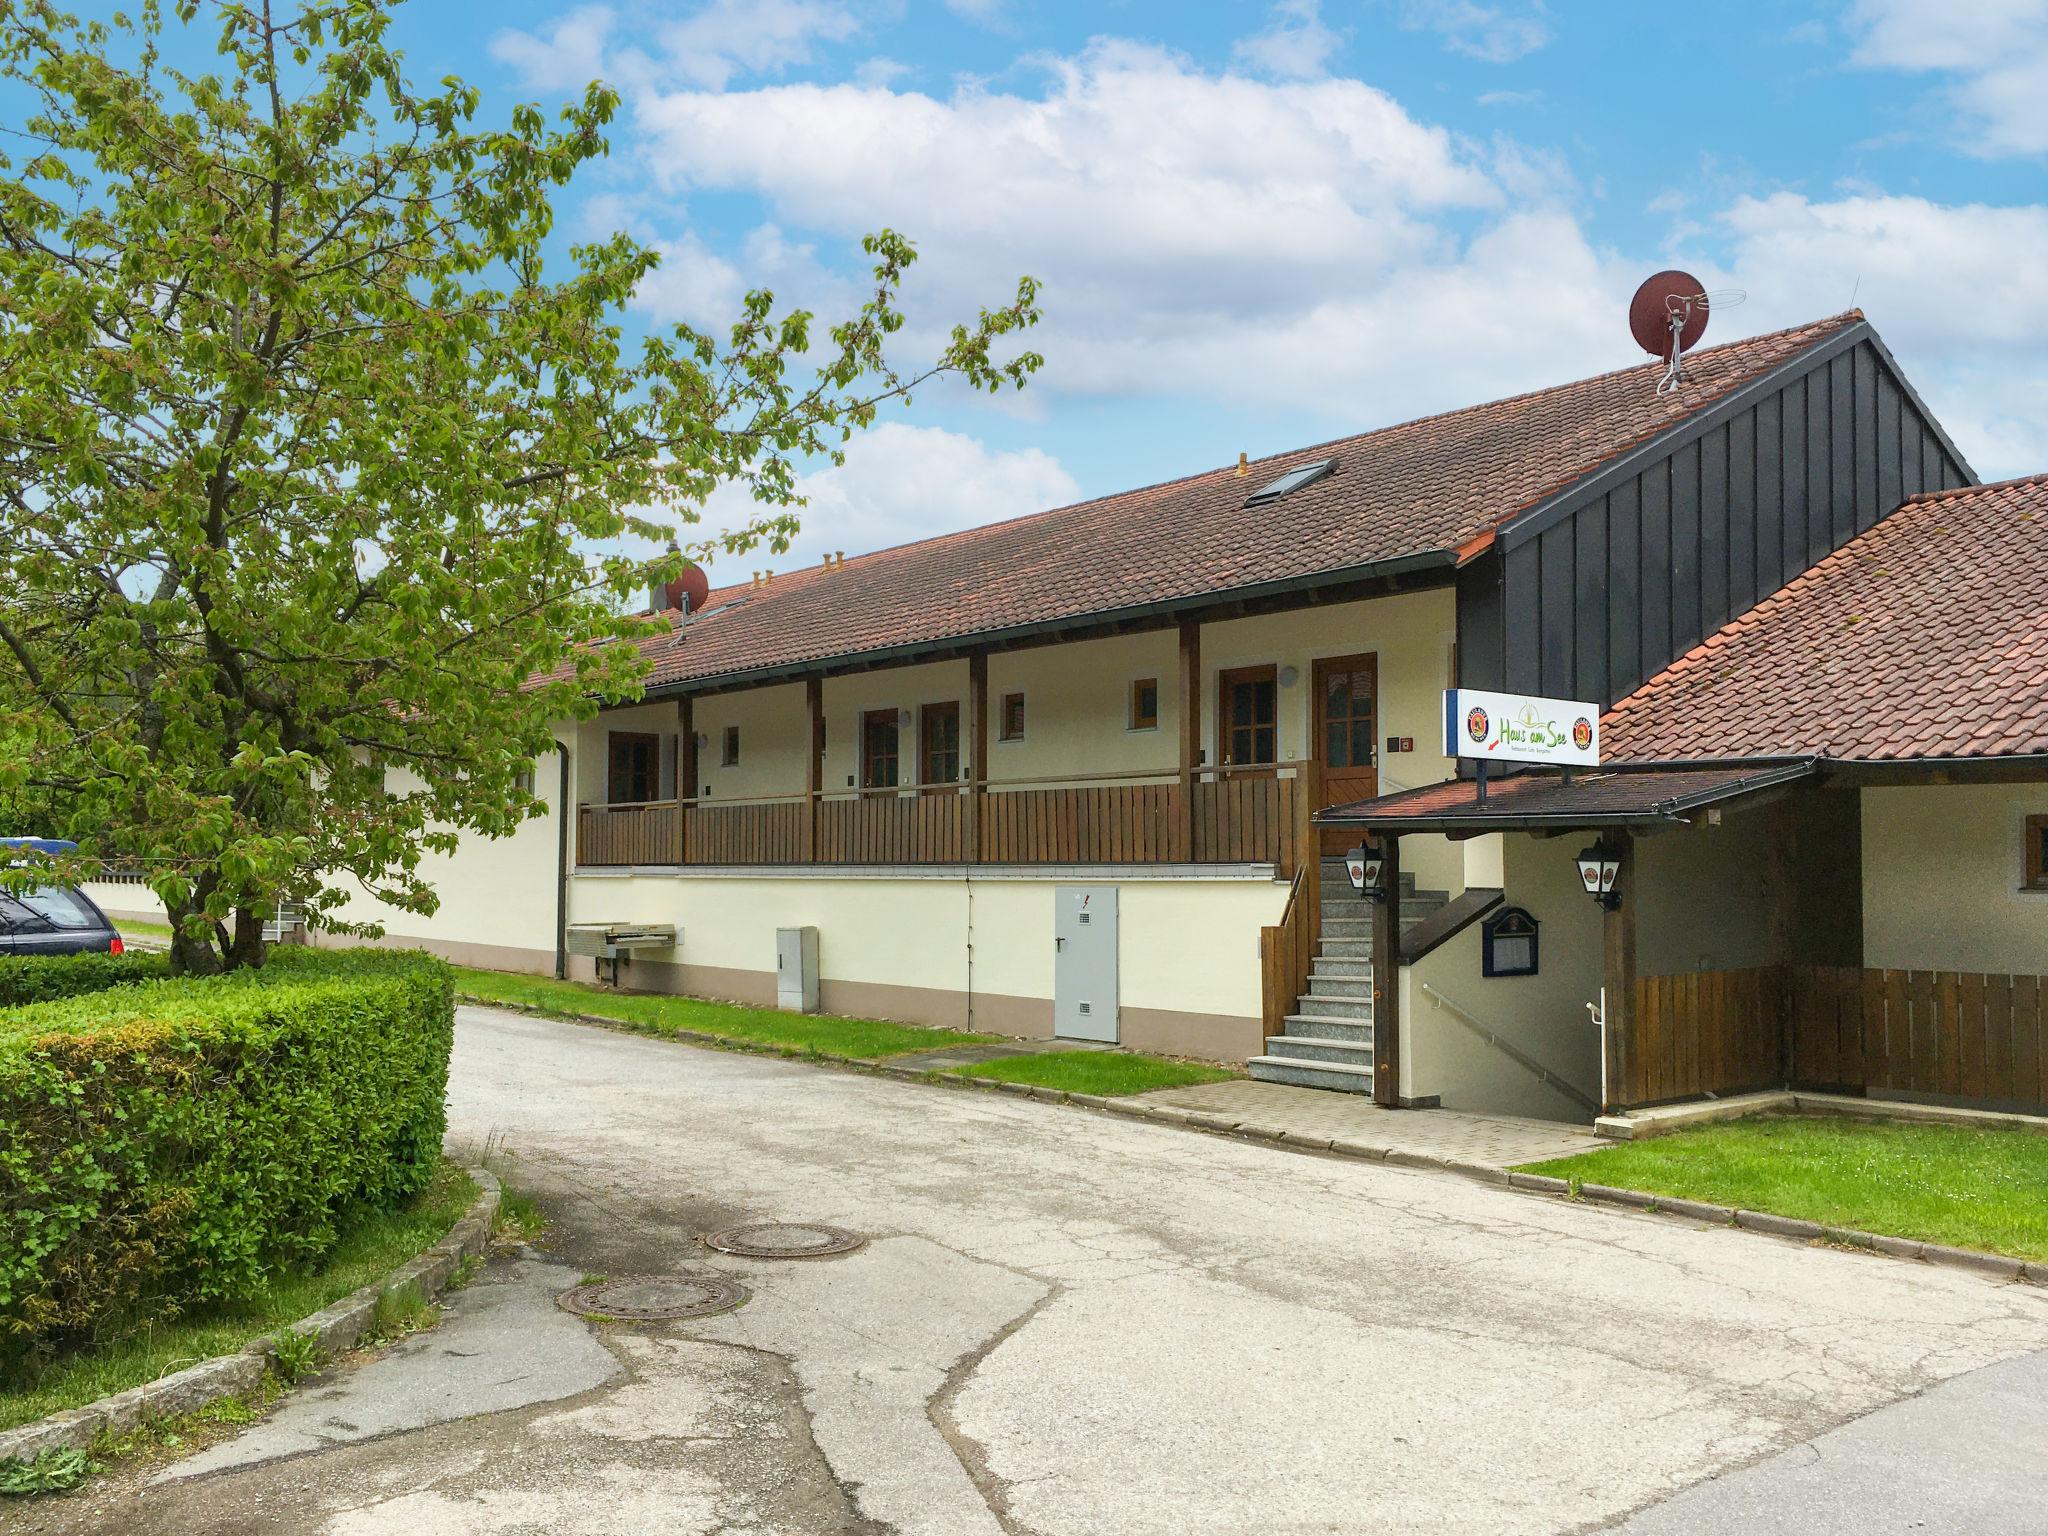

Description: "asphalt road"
26 1004 2048 1536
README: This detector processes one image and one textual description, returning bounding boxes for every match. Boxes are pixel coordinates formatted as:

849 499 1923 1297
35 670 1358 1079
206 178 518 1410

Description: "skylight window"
1245 458 1336 507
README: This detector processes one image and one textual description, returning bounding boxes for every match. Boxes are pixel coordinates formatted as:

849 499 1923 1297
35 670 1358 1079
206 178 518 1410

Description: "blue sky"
74 2 2048 577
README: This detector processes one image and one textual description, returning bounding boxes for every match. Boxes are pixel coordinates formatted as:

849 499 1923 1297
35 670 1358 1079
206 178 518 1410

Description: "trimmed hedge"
0 950 171 1008
0 948 453 1383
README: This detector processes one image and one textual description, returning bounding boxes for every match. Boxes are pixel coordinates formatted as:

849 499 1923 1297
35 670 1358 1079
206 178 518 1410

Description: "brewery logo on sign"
1466 706 1489 744
1572 716 1594 751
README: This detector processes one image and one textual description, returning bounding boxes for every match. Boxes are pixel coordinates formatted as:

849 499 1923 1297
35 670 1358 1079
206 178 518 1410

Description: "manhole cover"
557 1273 748 1320
704 1222 868 1260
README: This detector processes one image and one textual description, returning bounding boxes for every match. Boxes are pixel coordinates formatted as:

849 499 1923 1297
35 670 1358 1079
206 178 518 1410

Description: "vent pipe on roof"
1234 452 1248 477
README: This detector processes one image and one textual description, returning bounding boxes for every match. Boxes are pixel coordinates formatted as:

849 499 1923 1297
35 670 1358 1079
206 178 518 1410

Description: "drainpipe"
555 740 571 980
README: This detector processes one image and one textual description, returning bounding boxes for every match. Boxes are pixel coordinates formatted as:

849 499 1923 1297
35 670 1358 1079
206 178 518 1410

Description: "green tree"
0 0 1041 972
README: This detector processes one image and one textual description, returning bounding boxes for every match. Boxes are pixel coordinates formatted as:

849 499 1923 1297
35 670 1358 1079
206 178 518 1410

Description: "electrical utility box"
1053 885 1119 1043
776 927 820 1014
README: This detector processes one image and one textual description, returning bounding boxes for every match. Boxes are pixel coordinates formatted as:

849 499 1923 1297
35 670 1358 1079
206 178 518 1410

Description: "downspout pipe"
555 740 571 980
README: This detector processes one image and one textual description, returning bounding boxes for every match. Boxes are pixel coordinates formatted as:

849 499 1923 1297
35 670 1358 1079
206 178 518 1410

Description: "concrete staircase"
1247 857 1448 1094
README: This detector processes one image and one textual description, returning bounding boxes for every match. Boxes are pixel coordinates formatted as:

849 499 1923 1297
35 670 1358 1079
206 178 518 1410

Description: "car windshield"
0 885 100 931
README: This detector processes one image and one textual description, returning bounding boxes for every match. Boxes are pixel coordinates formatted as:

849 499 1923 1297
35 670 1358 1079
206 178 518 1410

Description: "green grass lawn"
0 1161 477 1433
949 1050 1238 1097
1522 1116 2048 1261
454 966 1000 1060
112 918 173 940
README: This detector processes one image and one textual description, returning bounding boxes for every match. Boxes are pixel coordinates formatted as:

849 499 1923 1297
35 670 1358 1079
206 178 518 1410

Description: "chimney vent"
1234 452 1248 477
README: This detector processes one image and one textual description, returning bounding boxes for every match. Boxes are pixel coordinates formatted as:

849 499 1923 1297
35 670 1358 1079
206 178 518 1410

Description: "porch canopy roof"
1315 761 1817 835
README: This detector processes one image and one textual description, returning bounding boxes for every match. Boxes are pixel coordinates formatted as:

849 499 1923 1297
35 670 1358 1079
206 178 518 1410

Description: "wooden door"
860 709 901 791
1216 665 1279 774
607 731 660 805
1313 653 1377 854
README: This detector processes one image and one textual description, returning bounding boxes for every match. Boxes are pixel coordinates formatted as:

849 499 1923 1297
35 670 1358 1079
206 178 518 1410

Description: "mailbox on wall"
1481 907 1539 978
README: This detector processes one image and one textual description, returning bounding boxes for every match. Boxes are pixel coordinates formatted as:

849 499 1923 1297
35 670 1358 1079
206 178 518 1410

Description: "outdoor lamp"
1575 843 1622 910
1346 844 1387 903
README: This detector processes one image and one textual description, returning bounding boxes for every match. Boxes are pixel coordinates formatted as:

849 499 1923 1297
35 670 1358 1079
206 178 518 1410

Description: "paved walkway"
36 1006 2048 1536
1139 1076 1606 1166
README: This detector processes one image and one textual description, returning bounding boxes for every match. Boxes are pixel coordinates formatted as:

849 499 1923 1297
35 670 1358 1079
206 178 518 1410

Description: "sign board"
1443 688 1600 768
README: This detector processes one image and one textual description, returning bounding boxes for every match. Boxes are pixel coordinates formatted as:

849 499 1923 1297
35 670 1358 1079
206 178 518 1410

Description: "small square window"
1129 678 1159 731
721 725 740 766
2025 814 2048 892
999 692 1026 742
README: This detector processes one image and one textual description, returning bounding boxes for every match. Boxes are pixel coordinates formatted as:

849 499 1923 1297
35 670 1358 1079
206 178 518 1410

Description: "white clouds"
1845 0 2048 156
492 0 859 95
489 4 616 93
1234 0 1344 81
1692 191 2048 473
696 423 1079 577
1396 1 1551 64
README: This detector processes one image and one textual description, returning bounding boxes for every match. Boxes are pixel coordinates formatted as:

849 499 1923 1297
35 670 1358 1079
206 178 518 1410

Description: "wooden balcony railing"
576 762 1317 872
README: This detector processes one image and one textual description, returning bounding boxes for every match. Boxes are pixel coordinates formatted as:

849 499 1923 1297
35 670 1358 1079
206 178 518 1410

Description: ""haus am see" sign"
1442 688 1601 769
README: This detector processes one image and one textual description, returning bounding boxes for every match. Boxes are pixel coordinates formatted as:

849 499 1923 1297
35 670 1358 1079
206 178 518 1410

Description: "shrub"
0 948 453 1383
0 950 170 1008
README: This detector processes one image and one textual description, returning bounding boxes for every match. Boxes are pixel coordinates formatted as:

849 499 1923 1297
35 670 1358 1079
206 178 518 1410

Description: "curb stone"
467 997 2044 1291
0 1169 502 1465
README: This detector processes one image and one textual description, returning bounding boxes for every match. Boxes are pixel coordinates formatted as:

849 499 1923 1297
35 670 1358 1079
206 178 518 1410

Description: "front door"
1053 885 1119 1042
1216 664 1279 774
1314 653 1378 854
607 731 661 804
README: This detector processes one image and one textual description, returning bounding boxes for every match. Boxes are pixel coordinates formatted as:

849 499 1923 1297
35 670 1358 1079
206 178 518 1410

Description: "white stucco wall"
1863 782 2048 973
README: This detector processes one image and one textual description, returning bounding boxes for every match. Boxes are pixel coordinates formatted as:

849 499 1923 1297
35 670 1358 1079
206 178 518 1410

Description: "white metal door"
1054 885 1118 1043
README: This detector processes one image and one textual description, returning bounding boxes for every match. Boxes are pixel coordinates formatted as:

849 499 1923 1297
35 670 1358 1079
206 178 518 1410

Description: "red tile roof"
1603 473 2048 762
572 311 1866 693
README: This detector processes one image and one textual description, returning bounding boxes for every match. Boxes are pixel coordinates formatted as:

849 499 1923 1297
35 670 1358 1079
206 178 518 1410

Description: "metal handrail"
1416 981 1601 1117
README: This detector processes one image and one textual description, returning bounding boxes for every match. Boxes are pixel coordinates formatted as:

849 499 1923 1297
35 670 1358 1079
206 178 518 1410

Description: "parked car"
0 838 124 957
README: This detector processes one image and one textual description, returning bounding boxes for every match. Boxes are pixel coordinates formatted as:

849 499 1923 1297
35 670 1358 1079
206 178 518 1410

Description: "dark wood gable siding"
1458 327 1972 709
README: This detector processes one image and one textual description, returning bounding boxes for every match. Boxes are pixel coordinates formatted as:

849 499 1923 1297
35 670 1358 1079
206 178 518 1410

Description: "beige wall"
322 751 565 970
564 867 1286 1061
694 683 809 801
1864 782 2048 972
985 631 1182 784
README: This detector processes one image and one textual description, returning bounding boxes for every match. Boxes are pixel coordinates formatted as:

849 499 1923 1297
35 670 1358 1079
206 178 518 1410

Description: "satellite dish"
1629 269 1712 359
666 563 711 615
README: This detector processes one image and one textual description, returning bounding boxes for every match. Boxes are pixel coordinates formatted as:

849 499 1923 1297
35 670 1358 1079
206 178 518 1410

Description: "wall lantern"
1345 843 1387 903
1574 841 1622 910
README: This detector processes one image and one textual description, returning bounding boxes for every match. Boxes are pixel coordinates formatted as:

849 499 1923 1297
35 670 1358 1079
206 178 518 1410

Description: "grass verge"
455 966 1001 1060
0 1160 477 1434
111 918 173 941
949 1050 1237 1097
1521 1115 2048 1261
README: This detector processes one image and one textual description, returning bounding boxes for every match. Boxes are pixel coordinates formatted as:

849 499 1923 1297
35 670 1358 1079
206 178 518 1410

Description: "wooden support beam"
805 676 823 862
675 696 694 863
1372 835 1402 1108
1602 833 1638 1112
967 652 988 863
1176 617 1201 862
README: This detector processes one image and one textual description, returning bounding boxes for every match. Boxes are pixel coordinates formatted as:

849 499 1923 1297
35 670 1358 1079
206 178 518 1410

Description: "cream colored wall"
322 751 564 965
1864 782 2048 972
81 881 166 923
576 700 679 804
693 683 808 801
986 631 1182 784
567 868 1285 1040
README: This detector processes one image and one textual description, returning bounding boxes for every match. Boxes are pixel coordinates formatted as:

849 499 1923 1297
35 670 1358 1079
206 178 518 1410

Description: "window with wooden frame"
1128 677 1159 732
861 709 901 789
2026 814 2048 892
1217 664 1278 767
607 731 660 804
999 692 1026 742
920 701 961 786
720 725 740 767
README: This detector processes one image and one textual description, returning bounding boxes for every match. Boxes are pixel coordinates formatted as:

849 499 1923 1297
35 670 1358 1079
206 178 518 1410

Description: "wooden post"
805 675 823 863
1372 834 1402 1108
675 695 695 864
967 652 988 864
1176 616 1200 862
1602 833 1638 1112
1763 798 1797 1086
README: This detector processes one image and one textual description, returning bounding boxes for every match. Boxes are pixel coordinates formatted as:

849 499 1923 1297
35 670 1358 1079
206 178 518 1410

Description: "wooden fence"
1627 963 2048 1112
